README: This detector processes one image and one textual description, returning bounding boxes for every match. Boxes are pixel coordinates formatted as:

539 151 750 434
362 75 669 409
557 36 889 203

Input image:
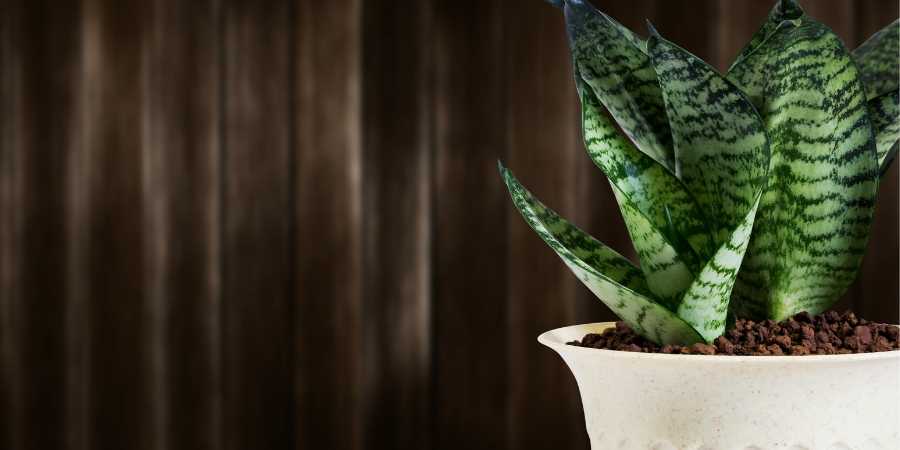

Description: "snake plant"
501 0 899 345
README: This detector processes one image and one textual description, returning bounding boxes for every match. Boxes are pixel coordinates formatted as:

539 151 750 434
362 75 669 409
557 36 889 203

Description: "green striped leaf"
727 1 804 109
677 197 761 343
580 88 716 263
499 163 703 345
731 17 879 321
853 20 900 175
869 90 900 175
611 184 695 310
564 0 675 171
731 0 804 69
853 19 899 100
649 34 770 245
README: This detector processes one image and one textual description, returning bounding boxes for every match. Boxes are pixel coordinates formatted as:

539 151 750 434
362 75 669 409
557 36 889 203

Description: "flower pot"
539 322 900 450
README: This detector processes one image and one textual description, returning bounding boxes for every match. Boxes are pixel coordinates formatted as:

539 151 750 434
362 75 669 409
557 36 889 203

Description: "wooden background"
0 0 897 449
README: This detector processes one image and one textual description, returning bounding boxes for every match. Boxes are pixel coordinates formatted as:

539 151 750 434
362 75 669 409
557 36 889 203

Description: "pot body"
539 322 900 450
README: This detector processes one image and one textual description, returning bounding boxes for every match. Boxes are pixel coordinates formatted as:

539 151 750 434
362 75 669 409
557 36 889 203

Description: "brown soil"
568 311 900 356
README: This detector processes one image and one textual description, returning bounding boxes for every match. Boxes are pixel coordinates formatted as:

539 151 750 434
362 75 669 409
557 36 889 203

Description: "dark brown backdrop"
1 1 897 449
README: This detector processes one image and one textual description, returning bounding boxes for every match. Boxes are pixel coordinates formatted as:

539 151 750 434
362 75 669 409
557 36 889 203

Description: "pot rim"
539 322 900 363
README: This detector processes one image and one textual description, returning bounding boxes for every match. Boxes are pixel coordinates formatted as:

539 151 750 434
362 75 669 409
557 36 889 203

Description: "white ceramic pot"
539 322 900 450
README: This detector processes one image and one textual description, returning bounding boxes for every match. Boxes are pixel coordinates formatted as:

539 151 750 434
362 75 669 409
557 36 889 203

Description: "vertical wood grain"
1 1 86 449
295 0 363 449
862 165 900 322
141 0 222 448
221 0 294 448
361 0 431 449
504 1 585 449
804 0 856 43
715 0 774 71
854 0 900 323
654 1 719 64
432 0 509 448
0 1 21 447
65 3 90 448
81 0 155 448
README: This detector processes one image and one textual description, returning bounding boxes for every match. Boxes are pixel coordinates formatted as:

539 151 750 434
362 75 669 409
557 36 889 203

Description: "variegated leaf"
727 0 804 109
869 90 900 175
677 197 761 343
499 163 703 345
853 20 900 175
611 184 695 310
580 88 716 263
564 0 675 171
731 0 804 68
853 19 899 101
649 34 770 245
731 17 879 321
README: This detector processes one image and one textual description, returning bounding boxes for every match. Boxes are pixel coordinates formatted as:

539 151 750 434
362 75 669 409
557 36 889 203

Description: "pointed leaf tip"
563 0 601 19
545 0 565 8
645 20 660 38
777 0 804 18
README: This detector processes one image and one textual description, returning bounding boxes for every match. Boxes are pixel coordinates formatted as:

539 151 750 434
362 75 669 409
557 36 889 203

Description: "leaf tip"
545 0 565 9
777 0 804 19
645 19 660 38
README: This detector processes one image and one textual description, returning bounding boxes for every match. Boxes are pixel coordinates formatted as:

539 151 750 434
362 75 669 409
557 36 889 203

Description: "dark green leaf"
579 88 717 265
564 0 675 171
853 19 899 100
731 17 879 320
677 197 761 342
649 34 770 246
727 0 804 109
611 184 695 310
868 90 900 175
500 162 703 345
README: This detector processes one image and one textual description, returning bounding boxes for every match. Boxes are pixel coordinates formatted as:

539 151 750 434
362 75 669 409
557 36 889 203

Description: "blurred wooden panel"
654 0 719 65
803 0 856 42
715 0 774 71
82 0 157 448
0 1 84 449
296 0 363 449
141 0 222 449
863 165 900 322
432 0 509 448
0 1 15 446
504 2 585 450
360 0 430 449
221 1 295 448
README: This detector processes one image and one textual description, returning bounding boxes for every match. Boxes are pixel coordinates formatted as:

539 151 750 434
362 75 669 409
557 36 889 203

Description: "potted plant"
500 0 900 448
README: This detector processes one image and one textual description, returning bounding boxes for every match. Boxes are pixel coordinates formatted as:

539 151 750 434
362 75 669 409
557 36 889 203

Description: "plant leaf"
731 17 879 321
853 20 900 176
563 0 675 171
869 90 900 175
677 196 761 343
732 0 804 68
579 87 717 263
852 19 899 101
611 184 696 310
499 162 703 345
726 0 804 109
648 34 770 245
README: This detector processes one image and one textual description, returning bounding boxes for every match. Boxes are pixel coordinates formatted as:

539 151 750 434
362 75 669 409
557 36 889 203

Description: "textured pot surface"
539 322 900 450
